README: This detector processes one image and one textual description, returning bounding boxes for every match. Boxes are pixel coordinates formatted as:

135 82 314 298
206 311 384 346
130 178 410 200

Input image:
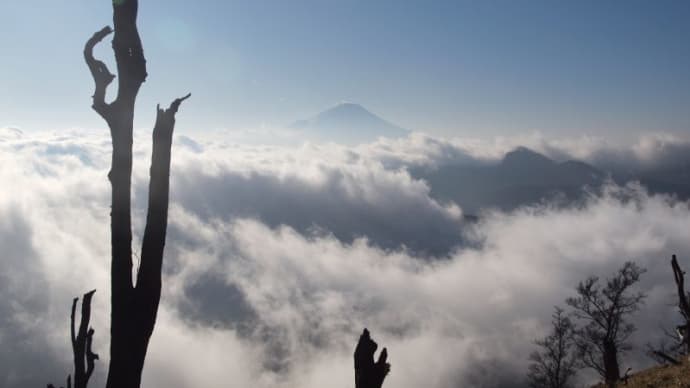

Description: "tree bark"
83 1 189 386
603 340 619 388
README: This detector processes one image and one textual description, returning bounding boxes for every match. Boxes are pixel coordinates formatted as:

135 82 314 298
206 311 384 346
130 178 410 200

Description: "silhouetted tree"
648 254 690 365
83 0 189 387
354 329 391 388
671 254 690 358
48 290 99 388
526 307 578 388
566 262 646 388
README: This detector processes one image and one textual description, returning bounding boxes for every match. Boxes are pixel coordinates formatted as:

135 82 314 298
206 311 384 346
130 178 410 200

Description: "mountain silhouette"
499 146 605 187
501 146 555 167
412 147 607 213
290 103 409 144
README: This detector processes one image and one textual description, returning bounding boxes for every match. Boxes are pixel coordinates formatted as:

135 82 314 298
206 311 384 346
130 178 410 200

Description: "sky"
1 0 689 138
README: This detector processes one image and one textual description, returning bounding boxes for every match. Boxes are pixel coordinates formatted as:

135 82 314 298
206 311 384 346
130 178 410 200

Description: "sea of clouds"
1 128 690 387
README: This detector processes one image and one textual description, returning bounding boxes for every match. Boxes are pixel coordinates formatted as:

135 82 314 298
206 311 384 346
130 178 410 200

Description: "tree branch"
649 350 681 366
136 93 190 334
84 26 115 118
672 255 690 316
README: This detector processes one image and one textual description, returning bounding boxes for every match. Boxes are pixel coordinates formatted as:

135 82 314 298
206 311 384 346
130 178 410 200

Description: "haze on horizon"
1 0 689 140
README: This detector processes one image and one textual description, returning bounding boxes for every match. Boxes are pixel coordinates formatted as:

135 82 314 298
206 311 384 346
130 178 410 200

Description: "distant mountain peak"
291 102 409 144
502 147 555 167
0 127 24 140
311 102 383 123
324 102 369 113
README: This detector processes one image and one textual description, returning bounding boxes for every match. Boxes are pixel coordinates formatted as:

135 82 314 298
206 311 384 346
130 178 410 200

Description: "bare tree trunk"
72 290 99 388
603 340 619 388
354 329 390 388
48 291 99 388
671 255 690 356
83 0 189 386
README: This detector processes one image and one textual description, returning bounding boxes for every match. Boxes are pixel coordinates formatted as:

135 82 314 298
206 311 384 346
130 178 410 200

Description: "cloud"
1 130 690 387
360 131 690 172
155 184 690 388
0 131 112 387
170 146 464 256
0 207 63 387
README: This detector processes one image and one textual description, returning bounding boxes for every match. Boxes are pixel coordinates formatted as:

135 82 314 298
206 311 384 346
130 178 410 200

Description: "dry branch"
48 291 98 388
671 255 690 356
83 27 114 118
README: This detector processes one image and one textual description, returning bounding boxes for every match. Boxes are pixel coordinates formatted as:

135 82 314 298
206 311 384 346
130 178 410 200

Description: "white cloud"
359 131 690 170
1 131 690 387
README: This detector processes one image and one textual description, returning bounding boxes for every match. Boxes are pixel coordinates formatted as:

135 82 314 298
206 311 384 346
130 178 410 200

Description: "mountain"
498 147 606 187
290 103 409 144
411 147 607 213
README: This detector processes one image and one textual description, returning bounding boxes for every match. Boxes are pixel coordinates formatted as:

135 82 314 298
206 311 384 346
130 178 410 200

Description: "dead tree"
645 255 690 366
526 307 578 388
354 328 391 388
48 290 99 388
671 254 690 357
83 0 189 387
566 262 646 388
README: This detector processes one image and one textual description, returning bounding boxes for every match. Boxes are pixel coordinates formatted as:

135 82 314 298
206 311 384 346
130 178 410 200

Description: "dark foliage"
566 262 646 388
527 307 578 388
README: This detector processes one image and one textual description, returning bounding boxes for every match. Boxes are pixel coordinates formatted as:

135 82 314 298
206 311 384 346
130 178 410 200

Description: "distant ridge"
411 146 607 213
290 102 409 144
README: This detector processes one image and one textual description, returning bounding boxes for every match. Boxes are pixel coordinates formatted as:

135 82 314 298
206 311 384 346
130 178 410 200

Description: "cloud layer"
1 129 690 387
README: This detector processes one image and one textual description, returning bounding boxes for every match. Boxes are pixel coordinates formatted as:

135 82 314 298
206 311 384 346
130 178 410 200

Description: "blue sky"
1 0 689 138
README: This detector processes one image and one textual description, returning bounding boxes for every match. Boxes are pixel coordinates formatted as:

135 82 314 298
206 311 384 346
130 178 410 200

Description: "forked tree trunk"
83 0 189 386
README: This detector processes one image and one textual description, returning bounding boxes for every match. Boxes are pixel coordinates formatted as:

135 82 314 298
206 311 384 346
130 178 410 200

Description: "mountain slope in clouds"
412 147 607 213
290 103 409 144
615 162 690 201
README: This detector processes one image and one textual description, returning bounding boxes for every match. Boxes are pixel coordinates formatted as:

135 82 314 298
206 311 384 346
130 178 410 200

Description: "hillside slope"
592 361 690 387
